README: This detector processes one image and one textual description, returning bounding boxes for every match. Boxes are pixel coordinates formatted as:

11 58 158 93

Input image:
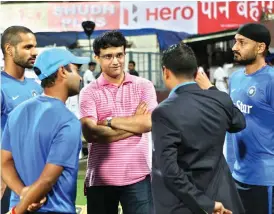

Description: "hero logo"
145 6 194 21
123 4 138 25
123 5 194 25
235 100 253 114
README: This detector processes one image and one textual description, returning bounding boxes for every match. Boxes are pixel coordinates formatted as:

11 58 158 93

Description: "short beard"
234 57 256 65
13 47 33 69
233 52 257 66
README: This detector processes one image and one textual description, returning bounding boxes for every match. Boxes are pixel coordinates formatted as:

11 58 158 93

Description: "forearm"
111 114 151 134
83 124 133 143
1 179 7 199
15 180 52 214
228 106 246 133
102 132 136 143
2 161 24 196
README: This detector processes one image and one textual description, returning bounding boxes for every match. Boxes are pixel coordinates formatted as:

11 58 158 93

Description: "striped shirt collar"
97 72 134 86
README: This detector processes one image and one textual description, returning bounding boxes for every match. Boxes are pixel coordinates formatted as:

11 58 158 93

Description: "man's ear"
257 42 266 55
93 55 100 64
57 66 67 80
164 67 172 80
5 43 13 56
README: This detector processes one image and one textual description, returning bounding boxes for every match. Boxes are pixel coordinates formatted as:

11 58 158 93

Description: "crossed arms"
81 102 152 144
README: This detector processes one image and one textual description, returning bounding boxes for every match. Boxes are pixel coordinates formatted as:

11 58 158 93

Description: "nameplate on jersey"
234 100 253 114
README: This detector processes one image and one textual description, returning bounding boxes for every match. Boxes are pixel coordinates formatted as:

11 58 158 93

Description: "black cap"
237 23 271 47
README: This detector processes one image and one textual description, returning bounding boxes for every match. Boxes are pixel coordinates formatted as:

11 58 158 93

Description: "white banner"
120 1 198 33
0 1 272 34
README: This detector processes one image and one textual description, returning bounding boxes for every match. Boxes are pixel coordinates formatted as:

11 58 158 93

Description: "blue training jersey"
1 96 82 213
1 71 43 133
228 65 274 185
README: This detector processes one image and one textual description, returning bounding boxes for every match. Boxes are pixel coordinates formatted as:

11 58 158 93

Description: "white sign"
120 1 198 33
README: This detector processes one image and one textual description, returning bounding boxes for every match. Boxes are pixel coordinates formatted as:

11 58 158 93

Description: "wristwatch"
106 117 112 127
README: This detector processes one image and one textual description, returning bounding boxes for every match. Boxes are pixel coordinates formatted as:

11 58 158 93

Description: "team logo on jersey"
247 86 256 97
32 90 38 97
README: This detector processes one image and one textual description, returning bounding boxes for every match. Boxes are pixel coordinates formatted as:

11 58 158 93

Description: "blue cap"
34 48 90 80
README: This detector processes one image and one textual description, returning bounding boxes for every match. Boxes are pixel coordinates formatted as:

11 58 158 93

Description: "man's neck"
172 78 195 89
4 60 25 81
43 86 68 103
103 71 125 86
245 58 267 75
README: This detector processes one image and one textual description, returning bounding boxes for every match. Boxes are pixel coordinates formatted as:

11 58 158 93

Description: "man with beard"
1 48 88 214
196 23 274 214
1 26 42 213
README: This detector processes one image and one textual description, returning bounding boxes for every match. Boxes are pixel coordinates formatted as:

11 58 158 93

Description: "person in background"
83 61 96 86
128 60 139 76
213 61 229 93
1 25 43 214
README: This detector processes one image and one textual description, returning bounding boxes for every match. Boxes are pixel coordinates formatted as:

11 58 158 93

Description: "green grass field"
76 159 87 205
76 159 123 214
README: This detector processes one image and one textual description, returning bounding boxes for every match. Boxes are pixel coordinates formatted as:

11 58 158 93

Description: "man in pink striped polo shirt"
79 31 158 214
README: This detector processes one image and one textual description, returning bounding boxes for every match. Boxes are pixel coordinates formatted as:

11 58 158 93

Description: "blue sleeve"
1 90 5 115
266 77 274 110
1 122 11 152
47 119 82 169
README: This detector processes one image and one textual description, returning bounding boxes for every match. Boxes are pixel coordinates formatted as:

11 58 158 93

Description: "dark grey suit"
151 84 246 214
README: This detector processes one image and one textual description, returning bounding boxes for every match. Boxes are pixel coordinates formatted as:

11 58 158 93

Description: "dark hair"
93 30 127 56
162 43 198 78
129 60 135 66
88 61 96 66
216 59 224 67
1 26 34 55
41 65 71 88
263 47 269 57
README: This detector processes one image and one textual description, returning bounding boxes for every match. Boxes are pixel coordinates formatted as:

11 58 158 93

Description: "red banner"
1 1 273 34
198 1 274 34
48 2 120 32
